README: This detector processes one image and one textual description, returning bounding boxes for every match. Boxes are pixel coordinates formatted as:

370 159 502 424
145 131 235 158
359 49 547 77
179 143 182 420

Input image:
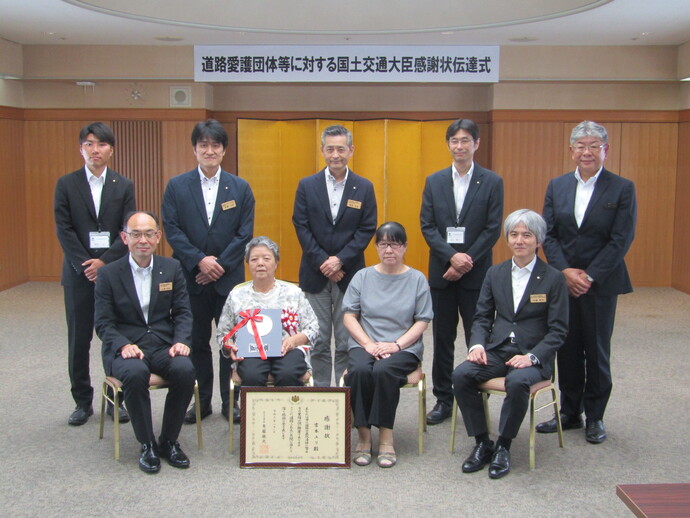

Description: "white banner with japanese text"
194 45 499 83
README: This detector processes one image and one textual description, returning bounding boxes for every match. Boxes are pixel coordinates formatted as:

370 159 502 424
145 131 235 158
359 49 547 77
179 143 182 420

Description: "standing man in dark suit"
162 119 254 423
292 125 377 387
54 122 135 426
421 119 504 425
537 121 637 444
453 209 568 478
95 211 195 473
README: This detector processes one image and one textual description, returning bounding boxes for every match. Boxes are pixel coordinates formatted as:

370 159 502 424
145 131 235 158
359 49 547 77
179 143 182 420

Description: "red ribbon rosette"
222 308 268 360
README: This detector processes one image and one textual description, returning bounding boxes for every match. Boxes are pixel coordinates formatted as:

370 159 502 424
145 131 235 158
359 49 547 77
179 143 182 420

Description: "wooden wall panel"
490 121 567 264
0 117 27 290
672 122 690 292
620 123 677 286
25 120 92 280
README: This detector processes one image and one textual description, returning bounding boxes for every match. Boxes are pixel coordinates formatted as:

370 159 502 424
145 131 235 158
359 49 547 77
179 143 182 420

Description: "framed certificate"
240 387 351 468
235 308 282 358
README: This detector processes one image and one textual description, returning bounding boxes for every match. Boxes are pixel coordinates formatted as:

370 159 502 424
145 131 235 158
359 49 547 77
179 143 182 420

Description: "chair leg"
98 382 107 440
421 376 427 433
194 381 203 450
481 392 491 432
449 399 457 453
228 379 236 453
417 379 424 455
529 395 536 470
113 387 120 461
553 388 565 448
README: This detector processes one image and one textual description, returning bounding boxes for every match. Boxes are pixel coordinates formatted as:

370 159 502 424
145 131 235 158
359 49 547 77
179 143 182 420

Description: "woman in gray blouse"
343 222 433 468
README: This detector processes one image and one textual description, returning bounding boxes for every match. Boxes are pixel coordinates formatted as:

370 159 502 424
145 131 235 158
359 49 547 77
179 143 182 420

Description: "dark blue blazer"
292 169 377 294
470 258 569 378
420 164 504 290
95 254 193 376
161 169 255 297
542 168 637 296
54 167 135 285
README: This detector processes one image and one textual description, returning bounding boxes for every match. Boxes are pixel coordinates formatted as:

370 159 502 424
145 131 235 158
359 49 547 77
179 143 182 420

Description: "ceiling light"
509 36 538 42
155 36 184 42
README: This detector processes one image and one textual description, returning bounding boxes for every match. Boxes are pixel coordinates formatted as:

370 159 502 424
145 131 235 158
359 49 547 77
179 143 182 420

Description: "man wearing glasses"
292 124 377 387
537 121 637 444
54 122 135 426
95 211 195 473
421 119 504 425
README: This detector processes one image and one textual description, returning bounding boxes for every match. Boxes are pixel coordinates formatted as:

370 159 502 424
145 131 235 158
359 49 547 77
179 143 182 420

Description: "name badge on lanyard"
446 227 465 244
89 231 110 249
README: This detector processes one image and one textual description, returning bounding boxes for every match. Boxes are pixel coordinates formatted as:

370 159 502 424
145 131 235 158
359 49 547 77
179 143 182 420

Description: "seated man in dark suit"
452 209 568 479
95 211 195 474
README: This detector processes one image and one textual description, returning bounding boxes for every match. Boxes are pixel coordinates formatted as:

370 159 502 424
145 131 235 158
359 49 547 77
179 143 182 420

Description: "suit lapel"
580 169 611 228
316 170 335 224
515 260 546 315
75 169 98 222
498 261 515 318
457 167 483 225
186 171 209 228
334 173 359 225
148 257 161 323
441 168 457 224
118 259 147 323
210 171 232 230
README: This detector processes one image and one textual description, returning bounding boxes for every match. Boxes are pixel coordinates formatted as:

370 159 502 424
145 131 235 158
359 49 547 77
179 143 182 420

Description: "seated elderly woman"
216 236 318 387
342 222 433 468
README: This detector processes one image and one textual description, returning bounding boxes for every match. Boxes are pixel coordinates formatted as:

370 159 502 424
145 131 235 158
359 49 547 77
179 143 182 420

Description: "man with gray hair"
452 209 568 478
537 121 637 444
292 125 377 386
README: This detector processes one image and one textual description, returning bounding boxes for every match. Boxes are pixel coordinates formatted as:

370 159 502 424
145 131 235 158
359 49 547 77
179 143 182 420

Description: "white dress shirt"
574 167 602 227
452 162 474 223
85 166 107 217
325 167 349 223
199 166 221 224
129 254 153 323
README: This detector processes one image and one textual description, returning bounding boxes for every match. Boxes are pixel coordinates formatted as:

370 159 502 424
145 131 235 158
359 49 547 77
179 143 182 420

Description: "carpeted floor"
0 282 688 517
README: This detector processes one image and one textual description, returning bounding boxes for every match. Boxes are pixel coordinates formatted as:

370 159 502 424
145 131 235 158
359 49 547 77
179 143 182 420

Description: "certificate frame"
240 387 351 468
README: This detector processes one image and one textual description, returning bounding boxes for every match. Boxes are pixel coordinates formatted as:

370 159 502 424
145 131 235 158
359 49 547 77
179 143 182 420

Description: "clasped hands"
364 341 399 359
466 346 531 369
120 342 190 359
442 252 473 281
320 256 345 282
563 268 592 297
196 256 225 285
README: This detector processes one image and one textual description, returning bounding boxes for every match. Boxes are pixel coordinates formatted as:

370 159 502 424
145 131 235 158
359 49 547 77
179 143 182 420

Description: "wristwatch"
527 353 539 365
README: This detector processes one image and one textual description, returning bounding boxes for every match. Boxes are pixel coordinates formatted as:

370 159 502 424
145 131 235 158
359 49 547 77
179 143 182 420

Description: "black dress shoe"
536 413 583 433
68 405 93 426
184 404 211 424
488 446 511 479
139 443 161 474
158 440 190 468
221 402 242 424
585 419 607 444
426 401 452 425
462 440 494 473
106 403 130 423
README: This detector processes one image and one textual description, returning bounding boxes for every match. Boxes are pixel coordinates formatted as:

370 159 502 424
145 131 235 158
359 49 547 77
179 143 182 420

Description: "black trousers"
63 276 96 408
558 292 617 421
237 349 308 387
452 343 547 439
430 283 480 405
111 343 195 445
189 284 231 408
345 347 419 430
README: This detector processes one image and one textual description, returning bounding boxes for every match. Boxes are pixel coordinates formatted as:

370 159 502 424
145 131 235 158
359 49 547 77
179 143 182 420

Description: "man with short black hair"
162 119 254 423
54 121 135 426
421 119 504 425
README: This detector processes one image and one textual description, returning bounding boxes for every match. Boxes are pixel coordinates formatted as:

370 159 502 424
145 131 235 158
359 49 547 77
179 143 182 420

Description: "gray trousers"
306 282 349 387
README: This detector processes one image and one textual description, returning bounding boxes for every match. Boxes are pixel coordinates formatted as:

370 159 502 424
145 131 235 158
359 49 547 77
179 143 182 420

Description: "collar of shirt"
198 166 221 183
511 255 537 275
325 167 349 186
452 162 474 182
574 166 603 186
85 166 107 184
128 253 153 275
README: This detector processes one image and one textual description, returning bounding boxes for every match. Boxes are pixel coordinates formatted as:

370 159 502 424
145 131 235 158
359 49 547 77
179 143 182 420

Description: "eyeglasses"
572 143 606 153
449 138 474 146
376 242 404 250
126 230 158 240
